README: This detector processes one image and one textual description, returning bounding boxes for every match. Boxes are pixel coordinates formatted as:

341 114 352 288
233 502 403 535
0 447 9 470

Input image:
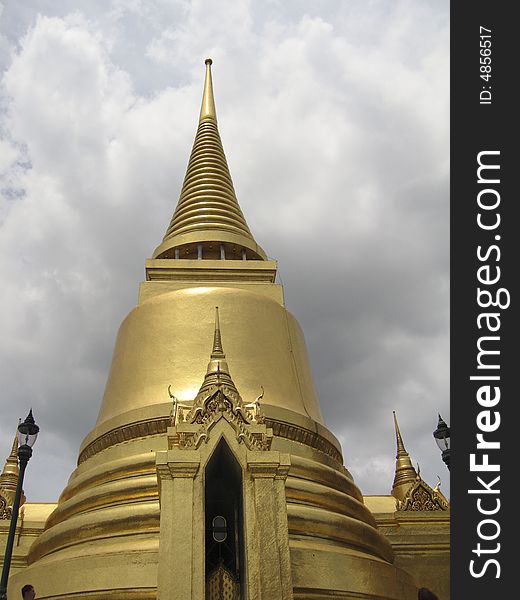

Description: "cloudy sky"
0 0 449 502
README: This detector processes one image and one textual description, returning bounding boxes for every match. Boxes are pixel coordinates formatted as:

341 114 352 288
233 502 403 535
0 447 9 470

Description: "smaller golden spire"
196 308 239 397
211 306 225 358
391 411 418 502
1 423 26 516
394 411 407 457
199 58 217 122
0 427 20 490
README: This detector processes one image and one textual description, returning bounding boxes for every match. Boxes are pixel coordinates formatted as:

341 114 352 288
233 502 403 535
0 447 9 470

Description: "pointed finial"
195 307 239 397
393 410 407 457
211 307 225 358
0 423 22 495
199 58 217 122
391 411 418 501
4 430 19 468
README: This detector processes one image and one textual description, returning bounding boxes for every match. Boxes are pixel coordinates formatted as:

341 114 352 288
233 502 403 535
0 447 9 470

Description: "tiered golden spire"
0 429 19 494
0 424 26 516
391 411 418 501
196 307 239 397
153 59 266 261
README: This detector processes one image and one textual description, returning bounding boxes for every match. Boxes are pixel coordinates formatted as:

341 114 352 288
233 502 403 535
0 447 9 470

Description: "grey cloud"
0 0 449 502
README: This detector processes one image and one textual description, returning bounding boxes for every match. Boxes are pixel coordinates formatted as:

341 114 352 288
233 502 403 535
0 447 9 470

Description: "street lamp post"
433 414 450 471
0 410 39 600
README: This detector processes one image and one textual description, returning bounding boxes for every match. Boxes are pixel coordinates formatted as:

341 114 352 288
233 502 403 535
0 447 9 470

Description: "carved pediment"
397 478 449 511
0 485 25 519
0 493 11 520
169 386 272 452
167 309 272 452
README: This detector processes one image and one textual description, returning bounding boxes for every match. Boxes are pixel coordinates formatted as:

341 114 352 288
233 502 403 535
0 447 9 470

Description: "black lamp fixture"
433 413 450 471
0 410 39 600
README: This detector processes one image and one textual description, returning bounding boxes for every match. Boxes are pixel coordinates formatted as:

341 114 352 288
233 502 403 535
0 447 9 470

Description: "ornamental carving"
0 494 11 520
168 384 272 452
206 564 240 600
78 412 339 465
397 479 449 511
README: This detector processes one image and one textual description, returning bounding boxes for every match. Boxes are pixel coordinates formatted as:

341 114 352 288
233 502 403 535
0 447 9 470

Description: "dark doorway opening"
205 438 244 599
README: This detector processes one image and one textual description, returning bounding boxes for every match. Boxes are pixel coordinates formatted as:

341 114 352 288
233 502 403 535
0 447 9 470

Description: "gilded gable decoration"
397 476 449 512
167 309 272 452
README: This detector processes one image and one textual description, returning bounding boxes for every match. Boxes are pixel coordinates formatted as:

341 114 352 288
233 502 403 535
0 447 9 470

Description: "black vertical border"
451 3 516 599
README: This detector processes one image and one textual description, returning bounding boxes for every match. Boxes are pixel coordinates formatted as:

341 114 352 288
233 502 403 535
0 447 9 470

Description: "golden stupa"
5 60 424 600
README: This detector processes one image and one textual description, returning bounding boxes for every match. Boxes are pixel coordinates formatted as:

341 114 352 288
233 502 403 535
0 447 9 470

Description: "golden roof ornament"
390 418 450 511
397 477 450 512
200 58 217 121
0 430 19 487
210 305 224 358
391 411 418 502
0 423 26 519
153 59 267 261
167 309 270 451
196 306 238 397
